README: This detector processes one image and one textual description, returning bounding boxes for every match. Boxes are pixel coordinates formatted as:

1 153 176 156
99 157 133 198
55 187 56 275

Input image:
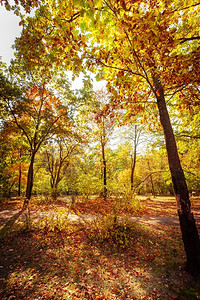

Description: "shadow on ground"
0 218 199 299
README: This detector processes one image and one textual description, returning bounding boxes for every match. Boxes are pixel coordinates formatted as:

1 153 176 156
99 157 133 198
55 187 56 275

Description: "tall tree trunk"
24 152 36 206
102 141 107 200
18 165 21 197
18 150 22 197
130 129 137 191
147 160 155 198
153 74 200 276
101 116 107 200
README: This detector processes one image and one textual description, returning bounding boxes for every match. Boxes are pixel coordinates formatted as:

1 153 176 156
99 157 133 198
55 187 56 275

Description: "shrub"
87 214 134 248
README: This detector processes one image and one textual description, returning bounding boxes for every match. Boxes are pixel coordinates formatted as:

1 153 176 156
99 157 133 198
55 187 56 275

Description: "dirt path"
0 207 181 227
0 197 199 231
0 197 200 300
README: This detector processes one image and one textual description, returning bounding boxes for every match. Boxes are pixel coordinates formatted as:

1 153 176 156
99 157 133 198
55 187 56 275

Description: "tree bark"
50 167 64 200
18 149 22 197
18 164 21 197
46 147 68 201
51 188 58 200
153 74 200 276
101 117 107 200
130 126 137 191
102 141 107 200
24 152 36 205
130 156 136 191
147 160 155 198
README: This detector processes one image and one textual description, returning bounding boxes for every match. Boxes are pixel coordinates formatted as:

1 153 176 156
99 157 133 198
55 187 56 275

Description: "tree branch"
92 56 147 80
134 170 169 189
179 36 200 44
176 134 200 140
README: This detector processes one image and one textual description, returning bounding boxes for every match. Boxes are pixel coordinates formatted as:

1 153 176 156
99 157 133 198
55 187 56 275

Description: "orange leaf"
156 90 160 97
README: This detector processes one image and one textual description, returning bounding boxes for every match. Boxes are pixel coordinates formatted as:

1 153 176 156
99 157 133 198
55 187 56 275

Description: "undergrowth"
87 214 135 248
0 197 200 299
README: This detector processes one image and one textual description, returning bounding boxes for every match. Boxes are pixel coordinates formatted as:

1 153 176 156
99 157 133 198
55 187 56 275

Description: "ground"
0 195 200 299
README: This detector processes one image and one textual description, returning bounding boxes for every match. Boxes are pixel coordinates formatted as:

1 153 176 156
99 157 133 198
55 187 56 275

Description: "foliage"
1 0 200 277
175 106 200 192
13 0 200 106
1 0 200 199
37 206 71 232
0 127 29 197
0 196 199 299
45 135 82 199
87 214 135 248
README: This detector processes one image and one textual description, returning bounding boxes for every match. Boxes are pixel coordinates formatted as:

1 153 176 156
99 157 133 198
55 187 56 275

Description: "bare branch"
134 170 169 189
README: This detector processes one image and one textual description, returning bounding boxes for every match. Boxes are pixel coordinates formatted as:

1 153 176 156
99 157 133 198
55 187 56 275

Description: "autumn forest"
0 0 200 299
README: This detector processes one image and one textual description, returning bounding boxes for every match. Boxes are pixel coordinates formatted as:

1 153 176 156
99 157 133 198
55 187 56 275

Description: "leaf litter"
0 196 200 299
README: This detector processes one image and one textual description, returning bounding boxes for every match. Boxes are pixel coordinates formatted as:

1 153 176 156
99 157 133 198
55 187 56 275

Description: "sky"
0 6 21 65
0 6 106 90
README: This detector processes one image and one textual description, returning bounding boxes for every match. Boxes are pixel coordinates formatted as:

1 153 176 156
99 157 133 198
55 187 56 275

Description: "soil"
0 196 199 229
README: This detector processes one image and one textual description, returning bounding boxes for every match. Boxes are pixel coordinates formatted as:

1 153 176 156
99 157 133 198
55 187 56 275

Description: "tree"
135 148 170 196
75 149 102 198
87 0 200 276
90 90 115 199
45 135 81 200
5 81 71 204
175 105 200 193
120 124 145 191
0 68 29 198
107 143 134 198
12 0 200 275
0 129 29 197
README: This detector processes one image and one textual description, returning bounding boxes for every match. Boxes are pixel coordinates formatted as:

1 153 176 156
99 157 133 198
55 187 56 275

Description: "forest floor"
0 196 200 299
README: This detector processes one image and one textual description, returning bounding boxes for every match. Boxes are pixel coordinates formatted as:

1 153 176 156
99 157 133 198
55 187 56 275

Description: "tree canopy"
1 0 200 276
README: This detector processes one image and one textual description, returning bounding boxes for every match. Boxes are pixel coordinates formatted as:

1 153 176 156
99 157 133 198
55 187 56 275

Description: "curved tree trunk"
147 160 155 198
153 74 200 276
130 136 137 191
